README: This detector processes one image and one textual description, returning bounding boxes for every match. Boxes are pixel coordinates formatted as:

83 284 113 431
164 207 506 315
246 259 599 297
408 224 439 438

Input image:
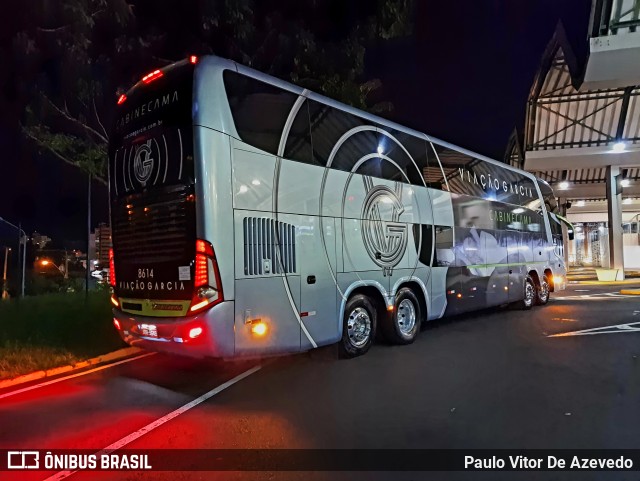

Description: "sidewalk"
567 267 640 282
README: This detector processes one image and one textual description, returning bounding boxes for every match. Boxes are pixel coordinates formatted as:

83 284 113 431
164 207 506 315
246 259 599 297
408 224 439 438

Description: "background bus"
109 55 567 359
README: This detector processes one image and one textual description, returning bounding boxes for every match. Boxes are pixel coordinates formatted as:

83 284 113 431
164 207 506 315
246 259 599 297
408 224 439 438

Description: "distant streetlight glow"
621 178 630 187
612 141 626 152
576 200 585 207
623 198 632 205
558 181 569 190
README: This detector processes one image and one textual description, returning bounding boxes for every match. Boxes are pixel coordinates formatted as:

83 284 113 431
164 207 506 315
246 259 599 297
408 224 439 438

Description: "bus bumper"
112 300 235 358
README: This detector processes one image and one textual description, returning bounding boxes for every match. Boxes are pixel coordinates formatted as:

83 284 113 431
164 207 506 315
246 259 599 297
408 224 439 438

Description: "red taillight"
196 239 214 257
188 326 203 339
109 248 116 287
142 69 163 84
113 318 121 330
190 55 198 64
194 253 208 287
117 94 127 105
190 239 223 313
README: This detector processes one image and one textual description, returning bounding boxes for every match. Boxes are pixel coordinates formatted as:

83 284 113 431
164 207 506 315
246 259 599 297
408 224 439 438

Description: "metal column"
605 165 625 280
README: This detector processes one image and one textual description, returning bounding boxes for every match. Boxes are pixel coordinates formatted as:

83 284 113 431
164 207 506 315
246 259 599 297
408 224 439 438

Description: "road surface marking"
575 289 590 292
548 321 640 337
43 365 262 481
0 352 156 401
554 293 635 300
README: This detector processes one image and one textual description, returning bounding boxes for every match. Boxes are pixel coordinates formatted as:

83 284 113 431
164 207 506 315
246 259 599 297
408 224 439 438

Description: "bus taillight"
109 248 116 287
190 239 223 313
142 69 163 84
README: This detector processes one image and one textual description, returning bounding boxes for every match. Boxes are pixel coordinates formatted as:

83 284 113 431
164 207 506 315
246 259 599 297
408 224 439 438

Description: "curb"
0 346 145 390
572 280 640 286
620 289 640 295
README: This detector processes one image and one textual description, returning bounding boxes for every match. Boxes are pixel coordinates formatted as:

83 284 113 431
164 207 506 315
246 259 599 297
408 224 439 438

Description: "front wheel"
381 288 422 345
339 294 376 358
536 275 550 305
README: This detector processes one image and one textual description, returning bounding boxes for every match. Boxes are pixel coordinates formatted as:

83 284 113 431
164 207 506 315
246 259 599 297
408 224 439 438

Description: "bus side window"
283 100 320 166
224 71 298 155
307 100 372 170
433 226 454 267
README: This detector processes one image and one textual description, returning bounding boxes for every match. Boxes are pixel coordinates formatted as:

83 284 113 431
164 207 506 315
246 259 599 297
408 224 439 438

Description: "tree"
17 0 414 184
17 0 137 185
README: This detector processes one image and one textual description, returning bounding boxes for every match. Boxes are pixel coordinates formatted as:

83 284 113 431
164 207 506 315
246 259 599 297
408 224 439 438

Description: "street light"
40 257 68 279
0 217 26 298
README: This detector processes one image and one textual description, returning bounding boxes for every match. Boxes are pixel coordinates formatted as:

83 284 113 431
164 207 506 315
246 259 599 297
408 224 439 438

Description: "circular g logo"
361 182 408 269
133 140 155 184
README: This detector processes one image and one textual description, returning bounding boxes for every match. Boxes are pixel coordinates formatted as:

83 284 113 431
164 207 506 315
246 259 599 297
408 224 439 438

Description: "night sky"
0 0 591 246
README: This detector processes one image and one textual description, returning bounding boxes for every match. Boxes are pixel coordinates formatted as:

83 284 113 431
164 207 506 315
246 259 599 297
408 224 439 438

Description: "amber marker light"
110 295 119 307
251 322 268 336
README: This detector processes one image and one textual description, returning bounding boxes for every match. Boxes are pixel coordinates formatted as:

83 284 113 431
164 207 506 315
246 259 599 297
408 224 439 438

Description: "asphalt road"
1 282 640 481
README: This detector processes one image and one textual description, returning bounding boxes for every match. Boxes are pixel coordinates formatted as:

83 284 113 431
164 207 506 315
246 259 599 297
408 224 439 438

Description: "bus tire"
382 287 422 345
536 274 550 305
518 275 535 310
339 294 376 358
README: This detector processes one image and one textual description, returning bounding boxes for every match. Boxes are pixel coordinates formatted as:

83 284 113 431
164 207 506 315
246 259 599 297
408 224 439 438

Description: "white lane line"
0 352 156 401
43 365 261 481
575 289 590 292
548 321 640 337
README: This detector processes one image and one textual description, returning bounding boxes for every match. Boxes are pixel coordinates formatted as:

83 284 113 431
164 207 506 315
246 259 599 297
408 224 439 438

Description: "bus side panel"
275 159 341 347
231 144 277 213
234 276 302 355
194 127 236 302
296 215 340 348
429 189 454 319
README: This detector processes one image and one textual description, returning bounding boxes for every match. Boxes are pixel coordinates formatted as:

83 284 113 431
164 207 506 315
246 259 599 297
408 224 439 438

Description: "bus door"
295 215 339 349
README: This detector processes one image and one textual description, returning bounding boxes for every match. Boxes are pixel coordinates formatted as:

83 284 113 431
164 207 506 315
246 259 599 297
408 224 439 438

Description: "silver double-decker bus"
109 55 568 358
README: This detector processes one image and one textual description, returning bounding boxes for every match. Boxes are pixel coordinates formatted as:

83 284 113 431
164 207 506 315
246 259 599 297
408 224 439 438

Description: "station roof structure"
508 3 640 204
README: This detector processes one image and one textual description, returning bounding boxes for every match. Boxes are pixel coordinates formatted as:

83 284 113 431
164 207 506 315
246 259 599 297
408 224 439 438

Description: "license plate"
138 323 158 338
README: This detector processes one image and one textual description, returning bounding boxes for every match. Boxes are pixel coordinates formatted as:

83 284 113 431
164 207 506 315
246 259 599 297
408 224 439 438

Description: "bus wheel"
536 275 550 305
340 294 376 358
382 288 422 345
518 275 535 310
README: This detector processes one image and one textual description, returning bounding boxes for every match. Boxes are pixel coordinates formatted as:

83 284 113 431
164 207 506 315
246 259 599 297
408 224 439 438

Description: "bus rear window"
109 61 195 197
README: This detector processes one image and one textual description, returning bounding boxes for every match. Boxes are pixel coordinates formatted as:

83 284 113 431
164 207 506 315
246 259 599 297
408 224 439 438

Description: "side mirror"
568 229 574 241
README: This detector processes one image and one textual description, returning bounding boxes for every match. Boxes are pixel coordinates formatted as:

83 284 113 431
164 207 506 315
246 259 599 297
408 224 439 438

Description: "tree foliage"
17 0 414 183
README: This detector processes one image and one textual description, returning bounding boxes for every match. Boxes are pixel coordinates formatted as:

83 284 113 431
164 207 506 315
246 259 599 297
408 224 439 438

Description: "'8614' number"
137 268 154 279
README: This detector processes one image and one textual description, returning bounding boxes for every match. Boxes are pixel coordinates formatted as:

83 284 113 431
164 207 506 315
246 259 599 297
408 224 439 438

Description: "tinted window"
431 142 538 206
537 179 559 213
307 100 372 169
283 100 317 165
224 71 298 155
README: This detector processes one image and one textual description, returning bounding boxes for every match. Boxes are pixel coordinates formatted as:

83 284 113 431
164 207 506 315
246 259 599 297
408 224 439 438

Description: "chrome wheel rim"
525 281 535 306
397 298 416 336
539 280 549 302
347 307 372 348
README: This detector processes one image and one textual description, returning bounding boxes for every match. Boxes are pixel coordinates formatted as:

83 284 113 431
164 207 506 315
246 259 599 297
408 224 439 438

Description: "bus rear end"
109 58 234 358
